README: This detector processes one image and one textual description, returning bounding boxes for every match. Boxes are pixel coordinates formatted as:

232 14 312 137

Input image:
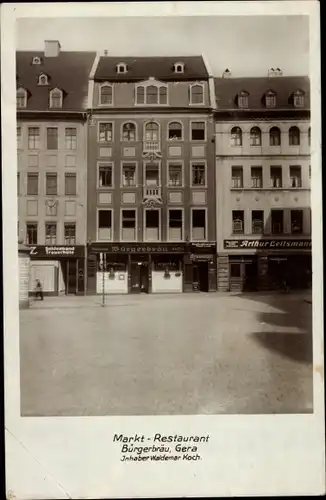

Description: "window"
270 166 282 188
190 84 204 104
308 127 311 146
145 210 160 241
230 126 242 146
64 223 76 244
100 84 113 105
232 211 244 234
252 210 264 234
46 173 57 195
17 88 27 108
136 86 145 104
117 63 127 74
265 92 276 108
99 122 113 142
145 122 159 142
251 167 263 188
32 57 41 65
17 173 20 196
238 92 248 108
98 164 113 188
45 222 57 244
98 210 112 241
231 166 243 188
65 173 77 195
159 86 168 105
290 166 302 188
191 121 205 141
270 126 281 146
38 73 48 85
291 210 303 234
309 165 311 179
65 128 77 149
168 209 183 240
46 128 58 150
250 127 261 146
27 173 38 195
230 263 241 278
293 91 305 108
122 163 136 186
145 162 159 186
26 223 38 244
49 88 63 108
289 126 300 146
191 163 206 186
168 163 183 186
192 209 206 240
121 209 136 241
136 85 168 105
168 122 183 140
28 127 40 150
174 63 184 73
122 122 136 141
17 126 21 148
271 210 284 234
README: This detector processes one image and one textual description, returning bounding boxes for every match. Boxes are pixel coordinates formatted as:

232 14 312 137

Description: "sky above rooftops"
16 15 309 78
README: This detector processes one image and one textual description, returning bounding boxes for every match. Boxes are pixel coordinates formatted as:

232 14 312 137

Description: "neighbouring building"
16 41 96 295
214 68 311 292
86 54 217 294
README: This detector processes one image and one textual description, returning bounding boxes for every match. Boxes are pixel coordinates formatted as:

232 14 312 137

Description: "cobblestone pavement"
20 291 313 416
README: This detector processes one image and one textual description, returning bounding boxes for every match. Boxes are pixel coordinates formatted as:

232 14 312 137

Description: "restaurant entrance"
130 256 149 293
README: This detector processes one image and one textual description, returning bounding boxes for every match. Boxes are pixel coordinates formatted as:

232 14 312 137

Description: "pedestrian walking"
35 279 44 301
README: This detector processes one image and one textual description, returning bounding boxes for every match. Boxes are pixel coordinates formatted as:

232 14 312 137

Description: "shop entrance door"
194 262 209 292
229 259 257 292
65 259 77 294
229 262 242 291
130 257 149 293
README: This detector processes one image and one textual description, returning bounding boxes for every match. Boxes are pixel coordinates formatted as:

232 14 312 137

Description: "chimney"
222 68 232 78
44 40 61 58
104 49 108 56
268 67 283 77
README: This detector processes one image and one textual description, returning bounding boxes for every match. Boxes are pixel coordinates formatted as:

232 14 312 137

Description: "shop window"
122 163 136 186
65 173 77 195
145 162 159 186
230 263 241 278
251 167 263 188
270 166 282 188
290 166 302 188
191 121 205 141
46 127 58 150
98 163 113 188
168 122 183 140
269 126 281 146
168 209 183 241
291 210 303 234
230 126 242 146
250 127 261 146
100 84 113 105
145 209 160 241
122 122 136 141
231 166 243 188
289 126 300 146
64 223 76 245
98 210 112 240
27 173 39 195
271 210 284 234
45 222 57 244
28 127 40 150
191 163 206 186
26 223 38 245
191 209 206 240
190 84 204 104
99 122 113 142
168 163 183 186
46 173 57 195
17 126 21 149
121 209 136 241
252 210 264 234
65 128 77 149
232 210 244 234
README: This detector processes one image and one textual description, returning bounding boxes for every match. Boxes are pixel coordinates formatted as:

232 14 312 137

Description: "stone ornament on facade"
142 198 163 209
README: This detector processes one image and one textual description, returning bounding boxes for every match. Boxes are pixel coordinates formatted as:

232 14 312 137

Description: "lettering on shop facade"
224 239 312 250
29 245 85 258
90 243 217 254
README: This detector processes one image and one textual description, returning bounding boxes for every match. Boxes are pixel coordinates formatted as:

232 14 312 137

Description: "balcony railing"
143 140 161 157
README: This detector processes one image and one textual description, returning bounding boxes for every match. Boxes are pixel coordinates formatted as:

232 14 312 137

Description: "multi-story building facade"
16 41 96 295
86 55 217 294
214 69 311 291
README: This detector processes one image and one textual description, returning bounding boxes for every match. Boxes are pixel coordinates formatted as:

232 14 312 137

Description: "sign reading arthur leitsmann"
224 239 312 249
113 433 210 462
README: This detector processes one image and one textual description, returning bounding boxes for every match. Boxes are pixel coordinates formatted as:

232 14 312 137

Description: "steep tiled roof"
214 76 310 110
94 56 209 81
16 51 96 111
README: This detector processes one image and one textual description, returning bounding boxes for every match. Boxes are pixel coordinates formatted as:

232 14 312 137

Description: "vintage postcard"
2 1 324 498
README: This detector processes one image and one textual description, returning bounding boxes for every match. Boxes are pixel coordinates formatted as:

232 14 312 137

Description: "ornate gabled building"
214 70 311 291
16 41 96 295
86 54 217 294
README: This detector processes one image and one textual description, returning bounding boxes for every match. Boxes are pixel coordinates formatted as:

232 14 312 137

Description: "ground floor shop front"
87 242 217 294
218 239 312 292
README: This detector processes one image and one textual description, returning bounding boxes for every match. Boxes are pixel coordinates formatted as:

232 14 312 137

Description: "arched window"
38 73 48 85
250 127 261 146
308 127 311 146
136 84 168 105
190 84 204 104
49 88 63 109
136 86 145 104
147 86 158 105
100 84 113 105
230 126 242 146
145 122 159 142
289 126 300 146
122 122 136 141
269 126 281 146
168 122 183 140
116 63 127 74
16 87 27 108
173 63 184 73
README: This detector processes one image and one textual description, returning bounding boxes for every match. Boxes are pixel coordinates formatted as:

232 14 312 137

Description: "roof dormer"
265 89 276 108
16 86 28 108
116 62 128 74
237 90 249 108
49 87 63 109
292 89 305 108
32 56 42 65
173 62 185 74
37 72 49 86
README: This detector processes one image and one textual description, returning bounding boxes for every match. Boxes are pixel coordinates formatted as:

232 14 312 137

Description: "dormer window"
190 83 204 105
174 62 184 74
293 89 305 108
116 63 128 74
265 90 276 108
32 56 42 65
16 87 27 108
237 91 249 108
38 73 49 85
99 83 113 105
49 88 63 109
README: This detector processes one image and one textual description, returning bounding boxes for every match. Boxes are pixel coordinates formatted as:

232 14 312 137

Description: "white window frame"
173 62 184 73
143 159 162 187
238 92 249 108
167 120 184 141
64 172 77 196
98 121 114 143
190 160 207 188
232 210 245 235
230 126 243 147
99 82 114 107
289 165 302 188
143 120 161 152
167 207 184 242
28 126 40 150
49 87 63 109
45 221 57 245
97 161 114 189
293 90 305 108
121 161 138 188
45 171 58 196
120 121 138 142
65 127 77 150
269 126 281 146
167 160 184 188
96 208 114 242
190 120 207 142
265 91 276 108
250 126 262 146
120 208 138 242
17 87 27 108
143 208 161 242
190 207 208 242
289 126 300 146
231 166 243 189
64 222 76 245
32 57 41 65
116 63 128 74
135 81 169 106
38 73 49 85
189 83 205 106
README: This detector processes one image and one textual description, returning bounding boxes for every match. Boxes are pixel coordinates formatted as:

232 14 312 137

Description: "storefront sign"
224 239 312 250
29 245 85 258
90 243 185 254
190 254 214 261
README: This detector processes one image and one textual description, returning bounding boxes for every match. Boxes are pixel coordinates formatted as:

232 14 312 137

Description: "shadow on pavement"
251 331 312 364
